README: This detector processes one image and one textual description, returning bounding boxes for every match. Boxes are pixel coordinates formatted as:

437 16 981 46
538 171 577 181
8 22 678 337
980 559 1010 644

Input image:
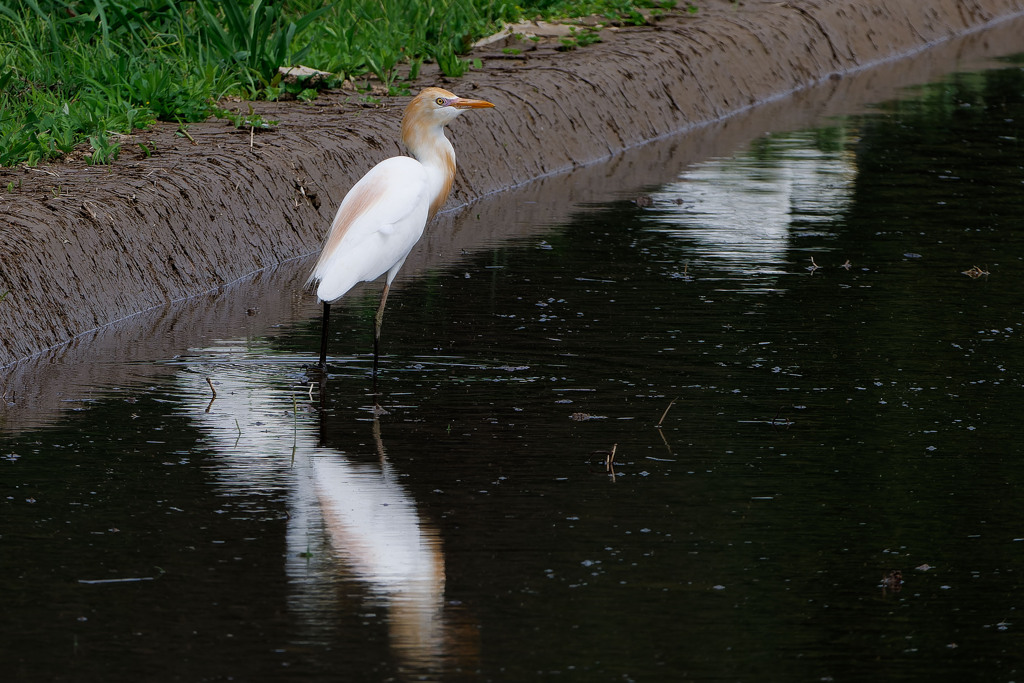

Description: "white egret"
307 87 495 379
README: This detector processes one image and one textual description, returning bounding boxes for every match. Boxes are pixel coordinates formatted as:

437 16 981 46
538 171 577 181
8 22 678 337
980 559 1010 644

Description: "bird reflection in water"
177 351 476 676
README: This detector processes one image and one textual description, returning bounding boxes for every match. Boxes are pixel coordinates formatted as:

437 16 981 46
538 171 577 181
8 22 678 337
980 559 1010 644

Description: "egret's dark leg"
372 283 391 395
318 302 331 368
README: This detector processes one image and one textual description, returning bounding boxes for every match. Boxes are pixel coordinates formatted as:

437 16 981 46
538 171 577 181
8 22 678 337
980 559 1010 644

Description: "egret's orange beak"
452 96 495 109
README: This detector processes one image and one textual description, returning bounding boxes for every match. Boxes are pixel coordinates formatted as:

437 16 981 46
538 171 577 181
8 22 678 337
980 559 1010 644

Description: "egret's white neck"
402 122 457 220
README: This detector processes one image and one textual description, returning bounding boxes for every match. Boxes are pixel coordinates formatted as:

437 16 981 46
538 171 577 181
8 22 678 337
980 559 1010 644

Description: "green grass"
0 0 675 167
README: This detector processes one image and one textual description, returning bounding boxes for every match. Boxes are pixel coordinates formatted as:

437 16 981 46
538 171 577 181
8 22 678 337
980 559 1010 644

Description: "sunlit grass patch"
0 0 668 167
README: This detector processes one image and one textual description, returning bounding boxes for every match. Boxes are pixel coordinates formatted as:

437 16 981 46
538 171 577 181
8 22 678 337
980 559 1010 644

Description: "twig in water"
205 377 216 413
291 395 298 465
656 398 678 428
656 425 673 456
604 443 619 482
605 443 617 472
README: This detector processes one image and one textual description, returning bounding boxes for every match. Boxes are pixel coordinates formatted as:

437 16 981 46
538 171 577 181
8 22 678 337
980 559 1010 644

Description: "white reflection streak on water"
174 346 448 673
648 133 856 283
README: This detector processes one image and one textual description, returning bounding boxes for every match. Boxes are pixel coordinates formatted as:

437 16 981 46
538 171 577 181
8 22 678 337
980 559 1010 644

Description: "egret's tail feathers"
313 268 363 304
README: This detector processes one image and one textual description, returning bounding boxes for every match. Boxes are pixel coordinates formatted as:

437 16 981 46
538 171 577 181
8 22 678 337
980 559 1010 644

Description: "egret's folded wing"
307 157 430 301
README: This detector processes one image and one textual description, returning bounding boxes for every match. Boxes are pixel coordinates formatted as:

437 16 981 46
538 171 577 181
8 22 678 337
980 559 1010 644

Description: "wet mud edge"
1 0 1023 369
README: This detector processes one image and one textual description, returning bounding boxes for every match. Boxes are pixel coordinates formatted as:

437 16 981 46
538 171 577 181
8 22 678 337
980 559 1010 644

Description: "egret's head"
402 87 494 138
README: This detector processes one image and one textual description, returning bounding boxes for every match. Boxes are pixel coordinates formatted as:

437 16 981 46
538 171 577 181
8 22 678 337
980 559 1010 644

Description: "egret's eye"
435 97 446 106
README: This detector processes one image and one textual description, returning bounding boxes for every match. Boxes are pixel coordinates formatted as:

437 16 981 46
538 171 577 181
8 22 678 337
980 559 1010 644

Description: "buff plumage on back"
306 156 430 302
306 172 387 285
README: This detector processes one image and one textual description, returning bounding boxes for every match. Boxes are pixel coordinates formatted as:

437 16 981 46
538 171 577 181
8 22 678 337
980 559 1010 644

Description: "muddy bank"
1 0 1024 370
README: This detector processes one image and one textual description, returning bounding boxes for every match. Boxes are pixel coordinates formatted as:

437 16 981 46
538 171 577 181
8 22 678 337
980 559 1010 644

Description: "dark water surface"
5 56 1024 682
